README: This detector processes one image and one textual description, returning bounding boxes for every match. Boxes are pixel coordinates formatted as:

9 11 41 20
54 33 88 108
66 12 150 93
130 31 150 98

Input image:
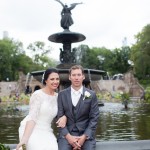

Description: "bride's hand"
56 115 67 128
16 140 27 150
16 142 24 150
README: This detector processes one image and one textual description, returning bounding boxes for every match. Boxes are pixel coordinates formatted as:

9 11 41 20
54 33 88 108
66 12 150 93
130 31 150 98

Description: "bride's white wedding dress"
19 90 58 150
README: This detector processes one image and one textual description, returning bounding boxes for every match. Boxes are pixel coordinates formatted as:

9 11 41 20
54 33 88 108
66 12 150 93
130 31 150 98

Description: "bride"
16 68 66 150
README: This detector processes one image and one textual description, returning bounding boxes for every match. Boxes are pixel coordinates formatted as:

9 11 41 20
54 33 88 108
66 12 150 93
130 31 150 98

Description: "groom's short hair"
69 65 84 75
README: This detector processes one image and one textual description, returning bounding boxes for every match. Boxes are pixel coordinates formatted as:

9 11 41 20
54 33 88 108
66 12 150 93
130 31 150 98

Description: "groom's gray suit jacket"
57 86 100 139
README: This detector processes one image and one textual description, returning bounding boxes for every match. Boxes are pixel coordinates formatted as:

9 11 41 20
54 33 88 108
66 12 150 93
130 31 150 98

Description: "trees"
80 46 101 69
110 46 131 75
79 45 111 70
0 39 57 81
131 24 150 79
78 45 131 76
27 41 57 69
0 38 25 81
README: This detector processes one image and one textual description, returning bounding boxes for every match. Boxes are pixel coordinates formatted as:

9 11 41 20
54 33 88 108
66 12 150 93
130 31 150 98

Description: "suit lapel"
66 87 74 118
76 87 86 117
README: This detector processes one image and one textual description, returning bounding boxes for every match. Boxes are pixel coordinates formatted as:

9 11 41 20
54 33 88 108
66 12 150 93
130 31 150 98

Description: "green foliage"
19 93 30 104
113 92 123 100
110 47 131 74
112 91 130 102
1 93 30 103
145 87 150 102
39 55 57 68
0 39 57 81
96 91 112 101
116 92 130 108
27 41 57 67
131 24 150 79
0 38 34 80
139 79 150 89
96 93 103 100
80 46 112 70
80 47 100 69
0 38 23 81
0 143 10 150
79 45 131 76
119 92 130 102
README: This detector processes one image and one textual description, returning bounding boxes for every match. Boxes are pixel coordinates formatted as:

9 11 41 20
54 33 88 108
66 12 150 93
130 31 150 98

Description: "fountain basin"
48 30 86 43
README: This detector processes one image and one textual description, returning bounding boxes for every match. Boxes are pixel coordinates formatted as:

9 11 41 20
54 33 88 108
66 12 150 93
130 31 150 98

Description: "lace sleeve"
28 92 42 123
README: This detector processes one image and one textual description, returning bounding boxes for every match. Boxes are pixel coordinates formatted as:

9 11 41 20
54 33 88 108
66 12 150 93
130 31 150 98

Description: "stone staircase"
129 96 141 101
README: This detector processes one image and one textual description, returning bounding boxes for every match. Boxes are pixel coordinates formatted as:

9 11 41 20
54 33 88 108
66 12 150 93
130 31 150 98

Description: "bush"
1 93 30 104
145 87 150 102
0 143 10 150
96 91 112 101
139 79 150 88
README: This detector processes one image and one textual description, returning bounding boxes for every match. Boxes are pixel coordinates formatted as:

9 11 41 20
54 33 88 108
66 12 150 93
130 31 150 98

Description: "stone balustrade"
5 140 150 150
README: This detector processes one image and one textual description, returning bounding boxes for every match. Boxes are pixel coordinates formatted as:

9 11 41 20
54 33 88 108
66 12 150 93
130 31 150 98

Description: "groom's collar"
71 86 83 95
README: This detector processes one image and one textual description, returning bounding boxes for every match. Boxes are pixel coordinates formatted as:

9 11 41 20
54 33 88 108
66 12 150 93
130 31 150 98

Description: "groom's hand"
77 134 87 147
56 115 67 128
72 137 81 150
65 134 81 149
73 143 81 150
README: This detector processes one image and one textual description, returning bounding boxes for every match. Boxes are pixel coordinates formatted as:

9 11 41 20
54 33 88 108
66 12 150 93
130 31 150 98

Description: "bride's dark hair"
42 68 59 85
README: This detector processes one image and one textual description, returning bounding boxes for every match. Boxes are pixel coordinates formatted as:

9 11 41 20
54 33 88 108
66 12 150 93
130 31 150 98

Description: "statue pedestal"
48 30 86 64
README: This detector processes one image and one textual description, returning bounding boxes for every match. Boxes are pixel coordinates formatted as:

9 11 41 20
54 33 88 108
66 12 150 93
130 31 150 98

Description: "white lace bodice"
20 90 58 129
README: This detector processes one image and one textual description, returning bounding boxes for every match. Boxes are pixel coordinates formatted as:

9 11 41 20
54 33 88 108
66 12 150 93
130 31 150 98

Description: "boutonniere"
83 91 91 100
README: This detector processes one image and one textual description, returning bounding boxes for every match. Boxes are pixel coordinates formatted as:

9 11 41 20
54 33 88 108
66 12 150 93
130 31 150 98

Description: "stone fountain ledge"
5 140 150 150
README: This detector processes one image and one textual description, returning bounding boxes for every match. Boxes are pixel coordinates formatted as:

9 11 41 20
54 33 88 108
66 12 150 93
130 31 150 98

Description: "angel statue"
55 0 83 30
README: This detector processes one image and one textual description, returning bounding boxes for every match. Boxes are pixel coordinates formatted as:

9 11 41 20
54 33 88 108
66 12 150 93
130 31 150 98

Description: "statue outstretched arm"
55 0 65 7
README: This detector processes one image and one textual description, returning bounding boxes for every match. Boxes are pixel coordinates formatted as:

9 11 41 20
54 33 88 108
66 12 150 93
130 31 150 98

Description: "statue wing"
55 0 64 7
70 2 83 9
70 2 83 6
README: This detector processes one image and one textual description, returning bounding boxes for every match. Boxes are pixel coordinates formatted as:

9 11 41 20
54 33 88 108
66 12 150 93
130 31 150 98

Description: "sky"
0 0 150 61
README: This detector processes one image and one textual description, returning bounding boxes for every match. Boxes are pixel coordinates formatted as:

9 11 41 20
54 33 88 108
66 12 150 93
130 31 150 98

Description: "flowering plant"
119 91 130 101
83 91 91 100
119 91 130 109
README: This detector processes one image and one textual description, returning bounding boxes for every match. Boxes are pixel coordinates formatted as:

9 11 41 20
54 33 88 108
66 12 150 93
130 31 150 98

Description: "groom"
57 65 100 150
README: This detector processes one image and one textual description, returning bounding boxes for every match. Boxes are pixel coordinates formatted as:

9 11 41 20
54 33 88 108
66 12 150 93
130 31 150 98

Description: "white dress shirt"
71 86 83 106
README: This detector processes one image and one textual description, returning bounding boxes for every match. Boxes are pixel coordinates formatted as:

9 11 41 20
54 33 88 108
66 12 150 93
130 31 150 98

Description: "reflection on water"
0 105 28 144
0 102 150 144
96 102 150 141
